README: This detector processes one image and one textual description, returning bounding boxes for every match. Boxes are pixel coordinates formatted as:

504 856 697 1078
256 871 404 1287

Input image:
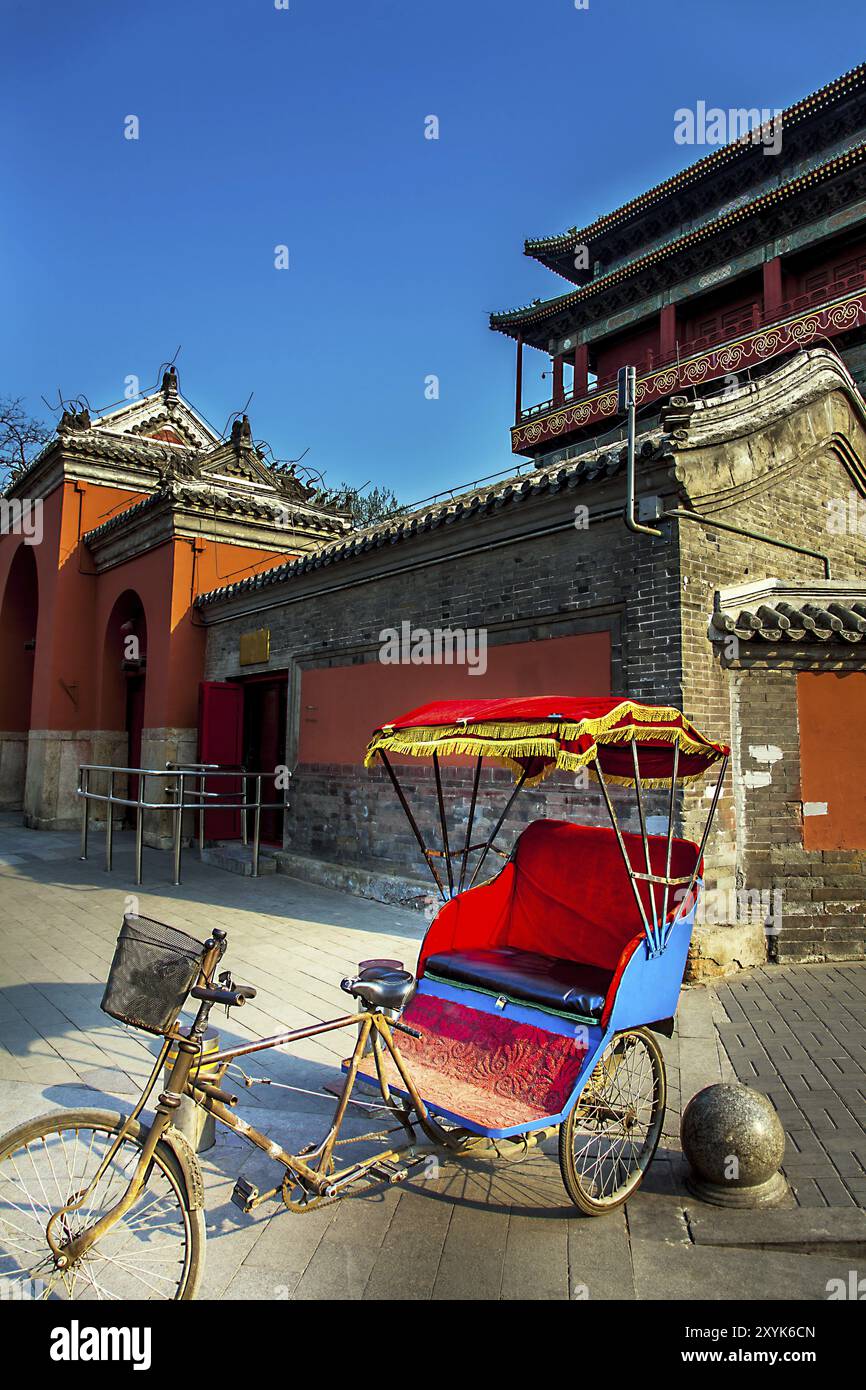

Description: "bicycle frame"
51 976 451 1264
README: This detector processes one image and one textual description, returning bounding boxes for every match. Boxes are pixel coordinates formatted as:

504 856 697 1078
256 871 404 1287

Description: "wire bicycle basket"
101 913 208 1035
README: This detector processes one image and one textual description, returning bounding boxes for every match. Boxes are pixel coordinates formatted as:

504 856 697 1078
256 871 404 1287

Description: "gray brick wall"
202 378 866 961
205 471 681 875
677 425 866 963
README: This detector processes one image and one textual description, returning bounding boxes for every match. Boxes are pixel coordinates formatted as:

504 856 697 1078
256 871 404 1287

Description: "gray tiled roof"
194 434 669 609
711 598 866 643
83 480 346 546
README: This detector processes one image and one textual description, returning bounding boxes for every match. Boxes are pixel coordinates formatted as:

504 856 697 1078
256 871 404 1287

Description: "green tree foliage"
314 481 401 529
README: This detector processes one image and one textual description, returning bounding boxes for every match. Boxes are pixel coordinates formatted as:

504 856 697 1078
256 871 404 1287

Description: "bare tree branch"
0 396 53 487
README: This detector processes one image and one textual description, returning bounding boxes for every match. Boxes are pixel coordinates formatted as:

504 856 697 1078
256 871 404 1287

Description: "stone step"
199 843 278 876
274 849 430 910
687 1206 866 1256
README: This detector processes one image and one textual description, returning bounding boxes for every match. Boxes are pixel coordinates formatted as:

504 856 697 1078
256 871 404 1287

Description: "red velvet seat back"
419 818 701 975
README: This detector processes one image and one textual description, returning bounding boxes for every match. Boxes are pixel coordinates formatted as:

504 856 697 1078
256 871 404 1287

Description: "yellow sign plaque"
239 628 270 666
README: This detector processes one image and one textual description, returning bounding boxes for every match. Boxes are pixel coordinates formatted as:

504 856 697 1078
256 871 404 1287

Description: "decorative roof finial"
162 365 179 400
230 414 253 446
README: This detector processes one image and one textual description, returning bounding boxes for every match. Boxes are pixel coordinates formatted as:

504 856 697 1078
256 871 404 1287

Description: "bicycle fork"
47 931 229 1268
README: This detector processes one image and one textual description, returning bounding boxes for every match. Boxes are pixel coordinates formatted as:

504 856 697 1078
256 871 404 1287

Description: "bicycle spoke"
566 1031 663 1208
0 1120 192 1301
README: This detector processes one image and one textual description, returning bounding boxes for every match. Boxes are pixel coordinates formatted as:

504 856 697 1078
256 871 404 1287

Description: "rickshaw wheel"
558 1028 666 1216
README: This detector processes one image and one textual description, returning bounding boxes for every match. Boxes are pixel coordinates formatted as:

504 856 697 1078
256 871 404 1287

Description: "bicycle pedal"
369 1161 409 1185
231 1177 259 1213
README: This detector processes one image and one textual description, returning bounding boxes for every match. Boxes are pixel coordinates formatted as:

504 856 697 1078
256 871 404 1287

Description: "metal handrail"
77 763 289 887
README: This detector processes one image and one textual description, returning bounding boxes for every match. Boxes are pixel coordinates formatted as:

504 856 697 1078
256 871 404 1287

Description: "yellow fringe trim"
364 711 722 789
365 703 726 789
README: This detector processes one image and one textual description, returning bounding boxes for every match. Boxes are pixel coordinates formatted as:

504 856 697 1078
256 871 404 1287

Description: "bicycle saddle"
341 966 417 1013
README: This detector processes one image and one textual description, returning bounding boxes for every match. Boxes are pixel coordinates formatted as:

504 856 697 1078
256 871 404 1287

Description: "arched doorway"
0 543 39 806
100 591 147 818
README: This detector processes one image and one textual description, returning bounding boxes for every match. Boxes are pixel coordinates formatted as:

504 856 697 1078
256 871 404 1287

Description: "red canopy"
365 695 728 787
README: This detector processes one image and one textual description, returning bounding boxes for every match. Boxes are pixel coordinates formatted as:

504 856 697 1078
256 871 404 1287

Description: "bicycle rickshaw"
0 696 728 1299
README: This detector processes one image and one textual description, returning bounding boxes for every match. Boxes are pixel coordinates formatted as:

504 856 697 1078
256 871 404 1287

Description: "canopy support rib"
468 769 528 889
593 755 655 950
631 737 660 951
459 755 483 893
671 753 729 927
660 741 680 946
432 753 454 896
377 751 446 900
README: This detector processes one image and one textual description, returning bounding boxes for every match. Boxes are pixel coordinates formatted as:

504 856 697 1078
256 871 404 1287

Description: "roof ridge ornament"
162 366 179 401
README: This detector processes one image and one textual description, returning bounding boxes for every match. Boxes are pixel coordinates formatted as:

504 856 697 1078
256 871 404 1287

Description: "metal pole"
432 753 454 896
378 751 446 899
593 755 654 948
241 773 248 848
631 738 660 951
660 742 680 945
105 770 114 872
468 768 528 889
198 772 205 854
620 364 662 539
135 772 145 886
79 767 89 861
459 755 483 893
173 771 184 886
252 774 262 878
670 753 729 927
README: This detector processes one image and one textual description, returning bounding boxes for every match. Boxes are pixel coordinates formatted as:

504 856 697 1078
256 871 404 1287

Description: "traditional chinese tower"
491 64 866 465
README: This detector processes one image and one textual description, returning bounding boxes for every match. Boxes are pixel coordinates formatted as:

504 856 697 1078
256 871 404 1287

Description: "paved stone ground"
0 813 862 1300
716 965 866 1210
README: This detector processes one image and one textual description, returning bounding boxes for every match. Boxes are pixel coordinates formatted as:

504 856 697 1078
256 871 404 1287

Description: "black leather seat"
424 947 610 1019
341 966 417 1013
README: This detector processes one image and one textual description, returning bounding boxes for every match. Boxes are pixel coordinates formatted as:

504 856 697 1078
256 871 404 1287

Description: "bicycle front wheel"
558 1028 666 1215
0 1109 205 1300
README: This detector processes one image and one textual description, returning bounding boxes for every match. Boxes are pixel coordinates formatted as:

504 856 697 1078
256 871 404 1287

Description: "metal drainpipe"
616 362 833 576
620 365 663 539
661 508 832 579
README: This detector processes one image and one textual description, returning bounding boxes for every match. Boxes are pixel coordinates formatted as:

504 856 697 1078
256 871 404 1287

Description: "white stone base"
685 921 769 982
0 733 28 808
20 728 197 838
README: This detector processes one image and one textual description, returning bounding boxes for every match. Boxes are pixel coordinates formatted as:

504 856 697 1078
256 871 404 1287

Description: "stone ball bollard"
681 1082 788 1208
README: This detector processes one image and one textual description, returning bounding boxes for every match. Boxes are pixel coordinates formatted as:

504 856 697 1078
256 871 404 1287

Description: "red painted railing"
512 278 866 455
517 271 866 432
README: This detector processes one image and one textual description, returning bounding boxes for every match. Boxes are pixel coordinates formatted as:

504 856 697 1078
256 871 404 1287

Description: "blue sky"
1 0 859 504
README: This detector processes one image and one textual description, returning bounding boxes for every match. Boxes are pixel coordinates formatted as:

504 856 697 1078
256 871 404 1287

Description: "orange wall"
0 473 299 735
798 671 866 850
27 480 148 729
93 537 298 732
165 540 297 729
298 630 611 764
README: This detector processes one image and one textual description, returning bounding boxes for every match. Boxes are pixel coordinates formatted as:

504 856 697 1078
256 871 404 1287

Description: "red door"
198 682 244 839
242 677 287 845
125 676 146 820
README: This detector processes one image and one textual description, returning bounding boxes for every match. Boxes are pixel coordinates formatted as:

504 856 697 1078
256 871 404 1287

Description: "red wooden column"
763 257 783 321
552 354 564 406
659 304 677 362
514 333 524 424
573 343 589 396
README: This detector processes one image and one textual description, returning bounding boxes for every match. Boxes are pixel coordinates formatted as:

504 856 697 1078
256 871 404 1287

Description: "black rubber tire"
0 1108 205 1300
558 1027 666 1216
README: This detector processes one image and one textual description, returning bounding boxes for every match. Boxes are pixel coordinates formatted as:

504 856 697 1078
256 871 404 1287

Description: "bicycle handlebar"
191 983 256 1008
